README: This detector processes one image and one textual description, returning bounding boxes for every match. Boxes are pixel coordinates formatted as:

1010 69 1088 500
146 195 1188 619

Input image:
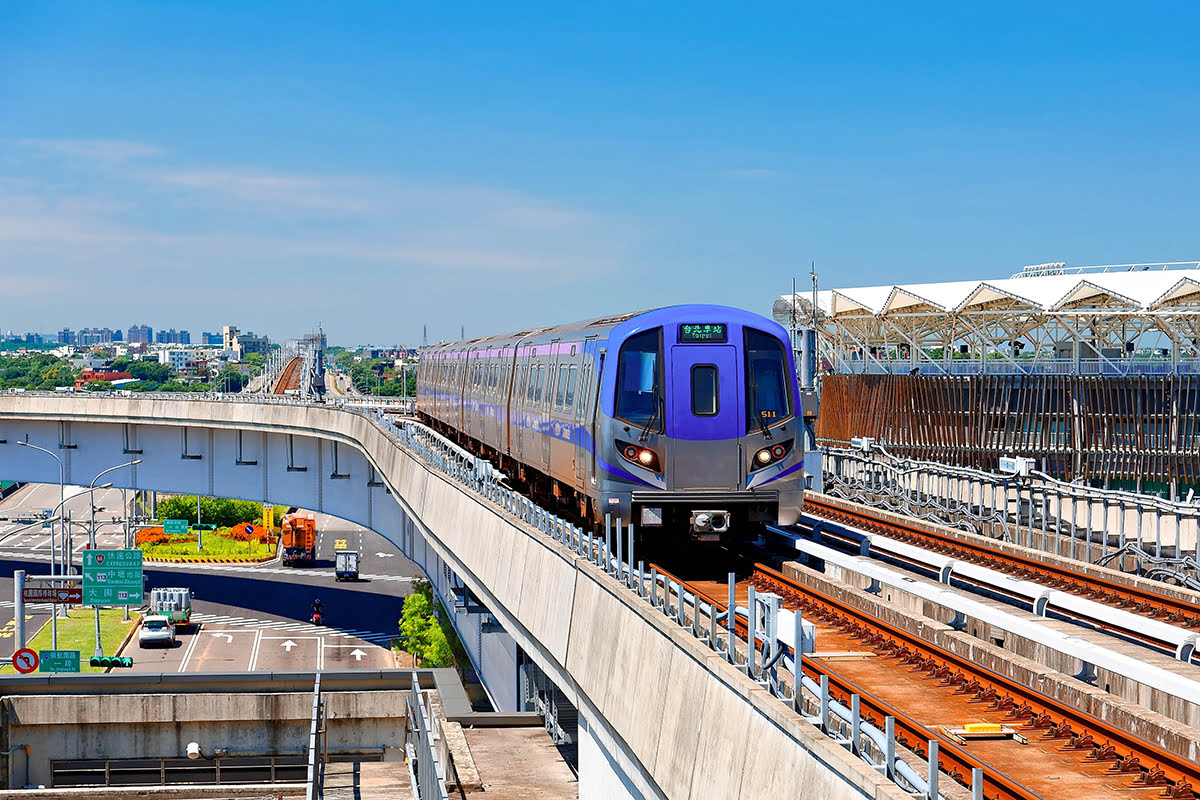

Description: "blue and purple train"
416 304 804 539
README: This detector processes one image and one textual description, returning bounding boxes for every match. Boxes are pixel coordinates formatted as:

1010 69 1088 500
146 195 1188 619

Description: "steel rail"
273 357 303 395
655 565 1041 800
751 563 1199 799
802 520 1197 659
805 496 1200 629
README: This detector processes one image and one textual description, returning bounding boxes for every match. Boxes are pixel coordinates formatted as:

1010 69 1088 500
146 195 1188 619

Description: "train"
417 304 805 539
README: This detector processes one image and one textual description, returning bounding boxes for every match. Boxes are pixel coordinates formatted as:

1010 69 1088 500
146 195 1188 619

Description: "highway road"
0 495 420 673
0 483 134 556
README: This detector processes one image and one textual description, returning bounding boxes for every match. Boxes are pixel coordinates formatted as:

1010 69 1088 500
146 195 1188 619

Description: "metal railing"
835 357 1200 377
406 675 449 800
305 673 324 800
823 442 1200 589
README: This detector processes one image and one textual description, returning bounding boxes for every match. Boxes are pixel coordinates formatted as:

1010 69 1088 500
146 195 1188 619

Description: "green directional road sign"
163 518 188 535
39 649 81 673
82 549 144 606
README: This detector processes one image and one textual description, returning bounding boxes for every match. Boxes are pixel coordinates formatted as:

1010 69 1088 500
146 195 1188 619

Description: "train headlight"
750 439 793 472
616 440 662 473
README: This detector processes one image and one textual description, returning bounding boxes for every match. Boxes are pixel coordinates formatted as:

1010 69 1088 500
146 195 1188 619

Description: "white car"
138 615 177 648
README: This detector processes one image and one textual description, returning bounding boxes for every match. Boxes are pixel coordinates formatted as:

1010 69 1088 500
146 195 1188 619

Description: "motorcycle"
311 603 324 626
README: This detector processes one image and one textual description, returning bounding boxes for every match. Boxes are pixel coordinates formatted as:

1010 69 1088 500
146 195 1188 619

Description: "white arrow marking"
350 648 366 661
210 632 233 643
374 552 395 558
281 640 297 652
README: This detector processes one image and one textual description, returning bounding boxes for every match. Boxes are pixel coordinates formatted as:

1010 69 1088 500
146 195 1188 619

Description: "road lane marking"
178 625 204 672
211 632 234 642
248 628 263 671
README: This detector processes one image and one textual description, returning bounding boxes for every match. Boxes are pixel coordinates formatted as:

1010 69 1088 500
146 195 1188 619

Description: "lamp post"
89 461 141 658
38 484 108 649
16 441 65 633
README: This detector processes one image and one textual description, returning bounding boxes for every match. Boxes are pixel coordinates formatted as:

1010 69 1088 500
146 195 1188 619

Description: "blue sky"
2 2 1198 345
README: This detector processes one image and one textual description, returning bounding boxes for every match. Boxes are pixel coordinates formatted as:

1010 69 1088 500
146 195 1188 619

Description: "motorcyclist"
311 598 324 621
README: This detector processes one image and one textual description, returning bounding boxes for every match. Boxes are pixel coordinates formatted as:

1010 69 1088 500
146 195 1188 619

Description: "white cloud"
17 138 163 162
0 139 637 280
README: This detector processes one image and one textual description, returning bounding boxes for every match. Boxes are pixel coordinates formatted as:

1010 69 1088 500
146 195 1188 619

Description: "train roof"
421 304 786 355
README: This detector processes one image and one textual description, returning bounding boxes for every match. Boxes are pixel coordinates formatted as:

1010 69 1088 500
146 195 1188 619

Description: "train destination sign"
82 549 144 606
678 323 728 343
22 586 82 604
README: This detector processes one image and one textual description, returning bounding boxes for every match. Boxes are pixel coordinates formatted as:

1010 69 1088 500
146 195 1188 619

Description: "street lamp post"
89 460 141 658
37 484 109 649
16 441 66 634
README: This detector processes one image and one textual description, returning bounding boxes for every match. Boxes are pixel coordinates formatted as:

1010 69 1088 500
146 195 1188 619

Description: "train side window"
527 366 537 402
691 365 719 416
565 365 578 407
534 366 545 403
556 367 569 407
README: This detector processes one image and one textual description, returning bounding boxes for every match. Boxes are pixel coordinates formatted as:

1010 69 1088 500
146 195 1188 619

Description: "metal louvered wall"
816 375 1200 497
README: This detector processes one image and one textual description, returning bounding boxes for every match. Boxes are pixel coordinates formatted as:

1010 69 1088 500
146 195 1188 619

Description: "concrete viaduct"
0 393 907 800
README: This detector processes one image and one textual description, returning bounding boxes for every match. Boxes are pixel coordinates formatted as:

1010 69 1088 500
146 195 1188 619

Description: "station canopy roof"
774 264 1200 322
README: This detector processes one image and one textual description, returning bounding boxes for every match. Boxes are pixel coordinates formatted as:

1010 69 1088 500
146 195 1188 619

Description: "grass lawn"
2 607 140 674
141 534 276 558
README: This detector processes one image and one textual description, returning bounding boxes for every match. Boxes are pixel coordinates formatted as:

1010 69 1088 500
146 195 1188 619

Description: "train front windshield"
745 328 791 428
616 328 662 426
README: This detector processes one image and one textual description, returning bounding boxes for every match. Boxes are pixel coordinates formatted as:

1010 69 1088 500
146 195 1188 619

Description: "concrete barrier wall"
0 396 909 800
3 690 407 787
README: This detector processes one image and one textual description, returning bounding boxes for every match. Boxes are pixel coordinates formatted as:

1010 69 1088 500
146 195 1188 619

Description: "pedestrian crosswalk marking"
190 612 394 644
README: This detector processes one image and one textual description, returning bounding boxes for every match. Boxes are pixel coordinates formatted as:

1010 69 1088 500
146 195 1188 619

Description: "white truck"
148 587 193 629
335 550 360 581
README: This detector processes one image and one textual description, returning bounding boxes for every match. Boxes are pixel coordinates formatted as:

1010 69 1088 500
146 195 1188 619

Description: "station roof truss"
774 263 1200 376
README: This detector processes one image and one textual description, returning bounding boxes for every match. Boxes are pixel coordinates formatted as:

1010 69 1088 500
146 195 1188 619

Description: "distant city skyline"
2 3 1198 342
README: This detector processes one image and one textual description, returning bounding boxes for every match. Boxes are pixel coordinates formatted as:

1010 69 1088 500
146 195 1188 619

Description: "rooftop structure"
774 262 1200 376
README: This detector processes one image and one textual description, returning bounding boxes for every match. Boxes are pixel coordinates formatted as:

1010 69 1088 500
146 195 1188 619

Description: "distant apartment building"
158 349 193 372
127 324 153 345
79 327 120 346
57 329 75 345
222 325 270 359
201 331 223 345
155 328 191 345
235 333 270 359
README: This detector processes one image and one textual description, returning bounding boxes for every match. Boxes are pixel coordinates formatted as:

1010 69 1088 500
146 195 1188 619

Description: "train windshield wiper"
748 369 773 441
638 384 662 442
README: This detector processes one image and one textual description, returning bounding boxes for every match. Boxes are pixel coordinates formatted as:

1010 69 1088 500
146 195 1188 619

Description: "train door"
589 348 606 485
669 344 742 489
574 338 597 486
541 340 560 470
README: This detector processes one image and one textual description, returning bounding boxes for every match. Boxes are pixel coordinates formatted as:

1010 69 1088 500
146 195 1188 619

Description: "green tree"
128 361 174 383
398 592 434 655
156 495 272 527
216 365 247 392
84 380 113 392
421 623 454 667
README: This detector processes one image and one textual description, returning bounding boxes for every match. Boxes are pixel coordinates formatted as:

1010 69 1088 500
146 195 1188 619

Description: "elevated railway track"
805 495 1200 631
272 356 303 394
661 562 1199 800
